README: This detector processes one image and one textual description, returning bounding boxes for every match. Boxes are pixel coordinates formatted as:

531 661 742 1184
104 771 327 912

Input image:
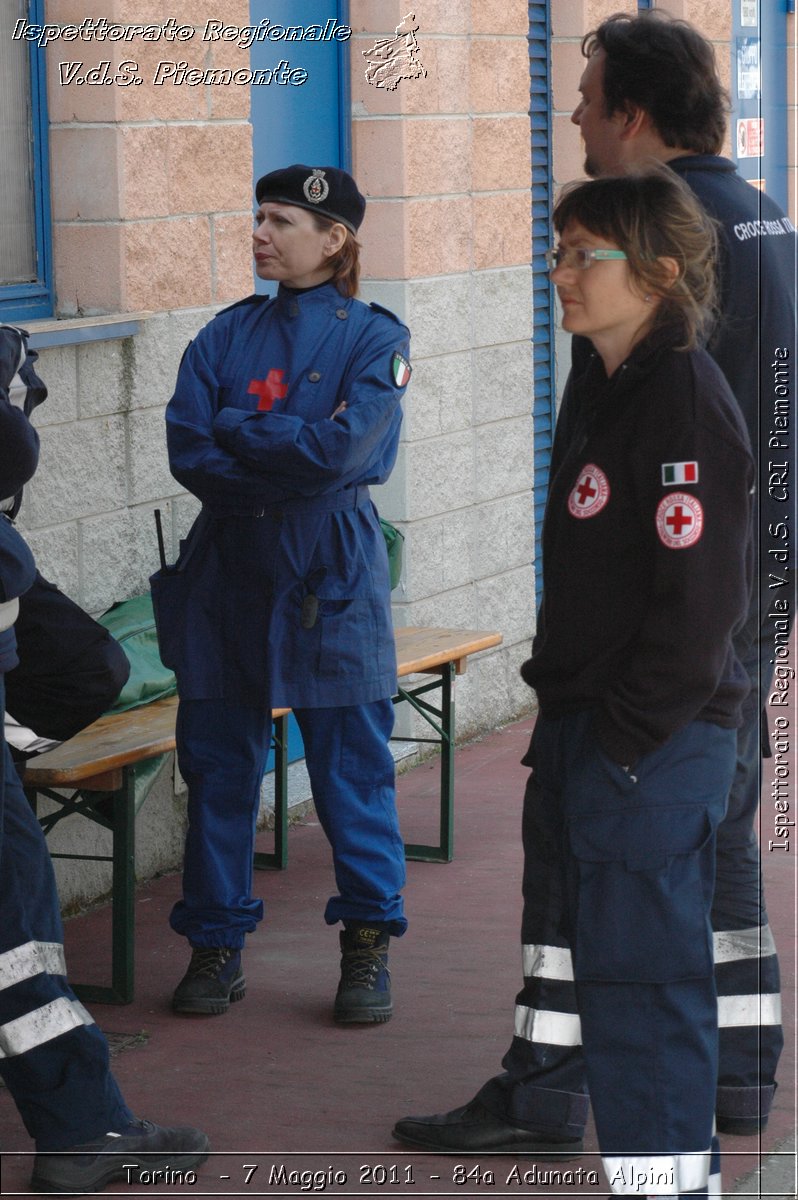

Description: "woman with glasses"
394 168 753 1197
521 170 752 1193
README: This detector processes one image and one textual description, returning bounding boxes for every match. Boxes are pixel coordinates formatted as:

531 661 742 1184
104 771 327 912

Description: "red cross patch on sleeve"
656 492 704 548
568 464 611 519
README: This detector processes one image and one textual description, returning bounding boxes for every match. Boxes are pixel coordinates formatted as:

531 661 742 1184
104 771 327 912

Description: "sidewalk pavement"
0 713 795 1198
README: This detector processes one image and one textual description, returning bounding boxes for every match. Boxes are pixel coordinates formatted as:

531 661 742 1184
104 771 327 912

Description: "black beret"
255 164 366 234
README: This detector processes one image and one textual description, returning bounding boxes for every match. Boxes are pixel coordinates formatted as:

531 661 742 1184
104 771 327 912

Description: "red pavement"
0 713 795 1197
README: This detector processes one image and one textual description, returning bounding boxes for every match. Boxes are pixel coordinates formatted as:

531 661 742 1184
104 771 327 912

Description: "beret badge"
303 169 330 205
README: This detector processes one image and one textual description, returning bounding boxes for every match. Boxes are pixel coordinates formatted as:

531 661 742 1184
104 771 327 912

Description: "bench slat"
394 627 502 677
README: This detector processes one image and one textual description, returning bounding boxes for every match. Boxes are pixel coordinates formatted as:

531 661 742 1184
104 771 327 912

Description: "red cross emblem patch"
568 464 610 519
248 369 288 411
656 492 704 549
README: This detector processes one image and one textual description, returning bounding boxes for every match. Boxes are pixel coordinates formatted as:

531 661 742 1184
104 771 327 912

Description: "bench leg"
110 769 136 1003
254 712 289 871
437 659 455 861
399 661 456 863
25 778 136 1005
72 771 136 1006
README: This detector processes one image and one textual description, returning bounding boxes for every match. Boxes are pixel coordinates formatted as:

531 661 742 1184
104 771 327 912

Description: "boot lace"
341 947 389 990
187 947 235 979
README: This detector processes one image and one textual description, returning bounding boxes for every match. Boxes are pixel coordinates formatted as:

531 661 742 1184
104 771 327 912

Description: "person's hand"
331 401 347 419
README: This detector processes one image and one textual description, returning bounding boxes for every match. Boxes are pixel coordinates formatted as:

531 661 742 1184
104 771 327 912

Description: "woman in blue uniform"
154 165 411 1023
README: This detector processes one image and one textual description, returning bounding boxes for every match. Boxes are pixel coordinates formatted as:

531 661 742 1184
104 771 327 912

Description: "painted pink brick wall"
350 3 532 281
45 0 253 315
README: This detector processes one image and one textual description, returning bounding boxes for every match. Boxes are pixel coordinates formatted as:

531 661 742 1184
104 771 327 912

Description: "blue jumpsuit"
153 282 411 948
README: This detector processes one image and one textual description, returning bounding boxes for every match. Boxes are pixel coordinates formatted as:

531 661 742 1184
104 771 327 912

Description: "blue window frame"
0 0 53 321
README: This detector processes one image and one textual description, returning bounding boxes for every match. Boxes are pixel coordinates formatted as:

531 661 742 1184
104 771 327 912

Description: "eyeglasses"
544 246 628 271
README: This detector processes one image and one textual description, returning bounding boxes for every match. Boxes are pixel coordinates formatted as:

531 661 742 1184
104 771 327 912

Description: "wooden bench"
22 626 502 1004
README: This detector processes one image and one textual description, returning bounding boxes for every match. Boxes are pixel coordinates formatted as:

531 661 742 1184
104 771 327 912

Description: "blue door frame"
248 0 351 767
249 0 351 180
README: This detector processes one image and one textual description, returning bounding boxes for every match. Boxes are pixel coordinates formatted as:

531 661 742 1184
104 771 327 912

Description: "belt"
208 485 371 519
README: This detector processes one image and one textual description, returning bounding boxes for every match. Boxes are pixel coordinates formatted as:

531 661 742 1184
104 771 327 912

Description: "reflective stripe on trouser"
171 698 406 947
604 1135 721 1197
0 719 132 1150
714 925 781 1123
712 602 785 1123
483 712 734 1193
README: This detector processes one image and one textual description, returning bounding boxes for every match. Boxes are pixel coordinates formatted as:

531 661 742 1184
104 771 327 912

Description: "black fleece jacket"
524 328 754 766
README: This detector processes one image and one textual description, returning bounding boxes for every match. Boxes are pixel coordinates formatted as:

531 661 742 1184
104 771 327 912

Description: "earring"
644 294 653 303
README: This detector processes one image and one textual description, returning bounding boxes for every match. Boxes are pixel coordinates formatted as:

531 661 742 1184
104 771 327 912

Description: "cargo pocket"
286 555 378 683
568 804 715 983
316 595 378 680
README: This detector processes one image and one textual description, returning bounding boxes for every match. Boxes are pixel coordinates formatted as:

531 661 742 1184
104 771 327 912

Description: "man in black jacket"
0 324 131 756
0 325 209 1193
393 9 795 1156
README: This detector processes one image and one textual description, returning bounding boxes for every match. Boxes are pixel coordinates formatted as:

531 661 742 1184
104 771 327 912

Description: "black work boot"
172 945 245 1015
31 1117 209 1193
334 924 392 1024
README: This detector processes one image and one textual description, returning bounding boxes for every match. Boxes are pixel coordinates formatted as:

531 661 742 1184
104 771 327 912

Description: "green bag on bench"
97 592 176 714
380 518 404 590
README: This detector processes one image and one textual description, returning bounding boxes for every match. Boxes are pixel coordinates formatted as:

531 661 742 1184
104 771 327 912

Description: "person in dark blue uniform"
154 165 411 1022
394 10 794 1154
0 326 130 759
0 325 208 1195
566 13 794 1135
395 169 754 1196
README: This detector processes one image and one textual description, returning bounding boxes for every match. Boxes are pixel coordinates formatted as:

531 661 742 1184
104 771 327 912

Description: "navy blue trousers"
0 680 132 1150
170 698 407 948
480 712 734 1196
712 602 784 1125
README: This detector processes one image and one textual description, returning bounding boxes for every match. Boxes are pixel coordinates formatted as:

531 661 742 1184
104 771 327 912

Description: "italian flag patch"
661 461 699 485
391 352 411 388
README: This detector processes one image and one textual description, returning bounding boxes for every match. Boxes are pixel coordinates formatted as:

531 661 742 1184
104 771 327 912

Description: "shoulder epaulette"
369 301 405 326
216 293 275 318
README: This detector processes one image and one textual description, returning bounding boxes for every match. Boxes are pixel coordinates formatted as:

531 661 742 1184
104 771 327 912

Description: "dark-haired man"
569 10 794 1142
393 8 795 1188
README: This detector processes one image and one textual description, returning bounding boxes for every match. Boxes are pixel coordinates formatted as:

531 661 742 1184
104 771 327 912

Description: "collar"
274 280 350 320
582 322 686 386
667 154 736 176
